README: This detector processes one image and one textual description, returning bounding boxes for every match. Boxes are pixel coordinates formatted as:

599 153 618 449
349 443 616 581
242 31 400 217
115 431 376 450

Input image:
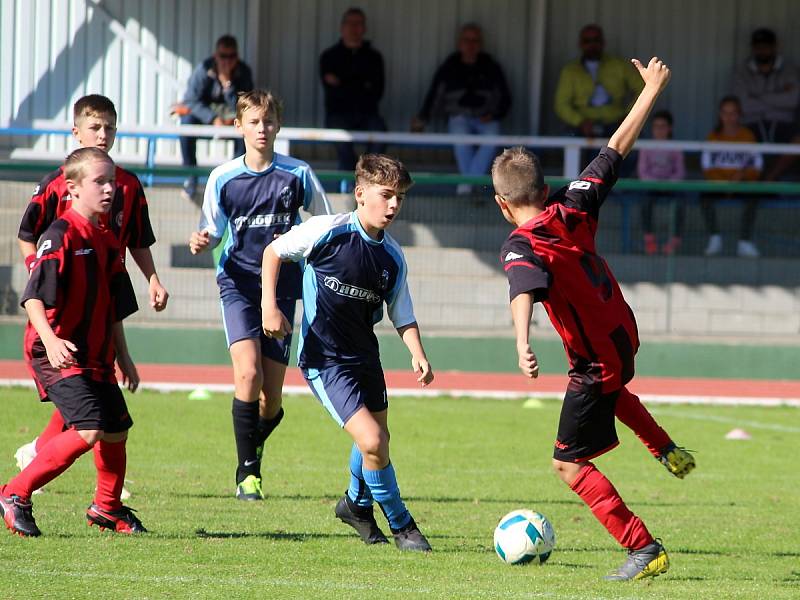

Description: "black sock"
232 398 260 484
255 407 284 447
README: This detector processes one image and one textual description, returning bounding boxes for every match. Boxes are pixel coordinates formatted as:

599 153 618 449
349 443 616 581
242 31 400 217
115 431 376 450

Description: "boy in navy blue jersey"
189 90 330 501
261 154 434 551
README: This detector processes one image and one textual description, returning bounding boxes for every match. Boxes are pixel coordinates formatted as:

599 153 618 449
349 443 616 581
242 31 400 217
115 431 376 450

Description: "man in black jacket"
320 8 387 172
412 23 511 193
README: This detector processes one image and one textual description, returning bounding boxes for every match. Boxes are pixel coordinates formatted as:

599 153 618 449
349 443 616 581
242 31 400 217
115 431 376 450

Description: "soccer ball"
493 509 556 565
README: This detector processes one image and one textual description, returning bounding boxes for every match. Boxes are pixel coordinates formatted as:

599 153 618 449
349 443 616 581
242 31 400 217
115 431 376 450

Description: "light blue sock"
362 462 412 531
346 443 373 508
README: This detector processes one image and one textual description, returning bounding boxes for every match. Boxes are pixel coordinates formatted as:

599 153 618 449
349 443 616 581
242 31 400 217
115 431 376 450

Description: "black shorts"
47 376 133 433
553 379 620 462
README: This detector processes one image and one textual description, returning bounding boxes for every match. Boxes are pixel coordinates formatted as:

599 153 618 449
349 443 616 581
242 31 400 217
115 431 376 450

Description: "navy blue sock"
346 443 373 508
362 462 411 530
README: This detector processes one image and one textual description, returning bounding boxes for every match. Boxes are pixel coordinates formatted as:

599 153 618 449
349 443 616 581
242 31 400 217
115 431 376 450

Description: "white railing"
9 119 800 178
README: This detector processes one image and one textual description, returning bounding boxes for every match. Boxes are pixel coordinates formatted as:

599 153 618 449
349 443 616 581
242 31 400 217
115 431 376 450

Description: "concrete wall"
1 180 798 337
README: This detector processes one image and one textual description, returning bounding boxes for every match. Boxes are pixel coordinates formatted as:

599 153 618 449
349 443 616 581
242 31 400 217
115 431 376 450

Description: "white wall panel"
258 0 538 134
0 0 249 163
3 0 800 164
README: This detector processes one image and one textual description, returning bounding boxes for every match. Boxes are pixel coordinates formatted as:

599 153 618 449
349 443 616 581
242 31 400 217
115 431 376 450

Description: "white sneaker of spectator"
704 234 723 256
737 239 760 258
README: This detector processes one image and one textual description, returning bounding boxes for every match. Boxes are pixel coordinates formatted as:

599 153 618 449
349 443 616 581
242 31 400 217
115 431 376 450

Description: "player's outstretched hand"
117 352 140 393
44 337 78 370
517 343 539 379
149 278 169 311
262 306 292 340
631 57 671 92
189 230 210 255
412 356 434 387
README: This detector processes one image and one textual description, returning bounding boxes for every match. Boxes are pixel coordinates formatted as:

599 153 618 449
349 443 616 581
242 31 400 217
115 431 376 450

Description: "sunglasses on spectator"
217 51 238 59
581 37 602 44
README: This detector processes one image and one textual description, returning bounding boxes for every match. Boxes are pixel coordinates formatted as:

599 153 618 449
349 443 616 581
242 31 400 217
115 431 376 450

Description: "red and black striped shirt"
21 209 138 396
18 166 156 258
501 147 639 393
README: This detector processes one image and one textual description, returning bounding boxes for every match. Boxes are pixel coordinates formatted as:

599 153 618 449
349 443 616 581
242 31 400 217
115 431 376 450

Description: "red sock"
570 463 653 550
35 410 67 452
93 439 127 511
5 429 91 499
614 387 671 457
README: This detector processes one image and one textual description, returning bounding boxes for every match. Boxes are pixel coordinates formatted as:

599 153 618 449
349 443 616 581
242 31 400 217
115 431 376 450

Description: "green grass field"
0 387 798 599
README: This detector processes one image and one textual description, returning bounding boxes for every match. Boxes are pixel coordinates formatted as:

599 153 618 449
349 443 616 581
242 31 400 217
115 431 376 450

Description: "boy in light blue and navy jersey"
262 154 434 551
189 90 330 501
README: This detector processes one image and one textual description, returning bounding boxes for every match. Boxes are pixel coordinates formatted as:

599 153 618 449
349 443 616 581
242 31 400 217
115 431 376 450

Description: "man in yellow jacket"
555 25 643 137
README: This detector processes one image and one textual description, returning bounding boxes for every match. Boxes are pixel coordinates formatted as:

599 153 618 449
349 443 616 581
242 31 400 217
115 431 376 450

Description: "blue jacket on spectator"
182 57 254 124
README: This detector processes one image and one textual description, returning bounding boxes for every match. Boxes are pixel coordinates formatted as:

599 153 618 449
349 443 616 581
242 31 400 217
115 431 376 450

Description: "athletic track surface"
1 360 798 407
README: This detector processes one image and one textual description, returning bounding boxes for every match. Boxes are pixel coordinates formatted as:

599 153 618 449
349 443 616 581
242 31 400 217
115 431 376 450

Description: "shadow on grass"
173 492 720 510
196 528 353 541
671 547 800 559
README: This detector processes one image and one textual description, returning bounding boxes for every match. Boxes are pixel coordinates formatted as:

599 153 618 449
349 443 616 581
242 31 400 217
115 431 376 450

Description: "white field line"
2 378 799 407
647 407 800 433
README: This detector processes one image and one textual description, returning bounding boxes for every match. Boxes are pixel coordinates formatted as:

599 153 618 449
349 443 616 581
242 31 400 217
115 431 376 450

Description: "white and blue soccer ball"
493 509 556 565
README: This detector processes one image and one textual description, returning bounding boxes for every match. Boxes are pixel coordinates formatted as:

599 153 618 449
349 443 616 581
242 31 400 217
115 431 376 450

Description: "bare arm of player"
607 57 671 159
510 292 539 378
260 245 292 340
396 322 434 387
129 247 169 312
23 298 78 370
112 321 139 393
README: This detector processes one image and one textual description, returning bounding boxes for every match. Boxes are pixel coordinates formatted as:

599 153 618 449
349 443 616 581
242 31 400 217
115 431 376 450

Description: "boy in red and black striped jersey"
14 95 168 486
493 58 694 581
1 148 146 537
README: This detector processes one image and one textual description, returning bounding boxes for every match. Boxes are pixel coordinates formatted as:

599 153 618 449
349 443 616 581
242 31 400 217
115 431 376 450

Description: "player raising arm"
492 58 695 581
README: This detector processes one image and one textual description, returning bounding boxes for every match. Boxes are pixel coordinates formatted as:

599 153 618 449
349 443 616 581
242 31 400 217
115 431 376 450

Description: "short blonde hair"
236 89 283 123
64 147 114 184
491 147 545 205
73 94 117 126
354 154 413 191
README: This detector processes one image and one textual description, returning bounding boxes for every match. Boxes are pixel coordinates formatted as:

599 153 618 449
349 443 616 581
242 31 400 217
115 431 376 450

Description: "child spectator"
636 110 685 254
701 96 763 257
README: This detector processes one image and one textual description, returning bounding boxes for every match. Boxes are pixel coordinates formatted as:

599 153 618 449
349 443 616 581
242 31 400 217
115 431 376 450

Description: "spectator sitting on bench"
173 35 254 201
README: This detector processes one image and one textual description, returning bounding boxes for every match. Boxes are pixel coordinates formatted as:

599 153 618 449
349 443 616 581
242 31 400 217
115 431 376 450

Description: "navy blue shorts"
218 277 296 365
47 376 133 433
302 364 388 427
